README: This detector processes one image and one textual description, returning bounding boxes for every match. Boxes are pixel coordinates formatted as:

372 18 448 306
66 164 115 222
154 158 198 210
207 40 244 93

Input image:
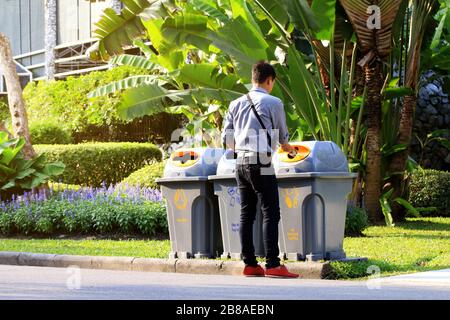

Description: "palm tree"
0 33 36 159
338 0 404 223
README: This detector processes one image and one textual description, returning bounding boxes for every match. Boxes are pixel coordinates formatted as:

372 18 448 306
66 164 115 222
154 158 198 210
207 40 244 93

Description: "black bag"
246 93 273 157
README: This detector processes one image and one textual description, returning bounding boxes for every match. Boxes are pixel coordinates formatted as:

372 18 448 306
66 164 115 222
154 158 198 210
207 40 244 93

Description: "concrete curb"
0 252 365 279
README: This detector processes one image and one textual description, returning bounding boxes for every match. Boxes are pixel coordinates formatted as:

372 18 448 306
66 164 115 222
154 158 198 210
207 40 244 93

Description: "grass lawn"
0 217 448 279
329 217 450 279
0 238 171 259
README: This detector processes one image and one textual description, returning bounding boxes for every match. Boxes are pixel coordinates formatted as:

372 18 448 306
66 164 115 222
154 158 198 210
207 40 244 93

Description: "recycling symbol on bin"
227 187 241 207
283 188 300 209
174 189 188 210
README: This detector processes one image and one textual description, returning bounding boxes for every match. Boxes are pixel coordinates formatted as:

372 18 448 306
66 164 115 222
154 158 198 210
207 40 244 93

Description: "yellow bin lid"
276 144 311 163
170 149 200 167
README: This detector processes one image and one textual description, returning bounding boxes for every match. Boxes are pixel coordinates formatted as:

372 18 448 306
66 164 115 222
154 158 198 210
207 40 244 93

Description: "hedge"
23 65 184 144
35 143 162 187
0 186 167 237
122 161 165 189
23 65 150 132
408 169 450 216
30 121 73 145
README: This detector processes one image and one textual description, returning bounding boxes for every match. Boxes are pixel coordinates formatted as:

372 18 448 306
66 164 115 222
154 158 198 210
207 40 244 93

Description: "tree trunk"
0 33 36 159
44 0 57 80
364 60 383 223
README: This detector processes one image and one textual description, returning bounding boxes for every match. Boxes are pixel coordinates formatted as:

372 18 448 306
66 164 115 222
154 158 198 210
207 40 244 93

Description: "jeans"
236 158 281 269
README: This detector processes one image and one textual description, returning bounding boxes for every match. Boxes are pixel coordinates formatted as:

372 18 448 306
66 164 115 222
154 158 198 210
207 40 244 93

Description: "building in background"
0 0 122 94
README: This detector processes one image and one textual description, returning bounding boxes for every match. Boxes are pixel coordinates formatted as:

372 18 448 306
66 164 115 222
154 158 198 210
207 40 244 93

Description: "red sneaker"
243 265 265 277
265 265 299 278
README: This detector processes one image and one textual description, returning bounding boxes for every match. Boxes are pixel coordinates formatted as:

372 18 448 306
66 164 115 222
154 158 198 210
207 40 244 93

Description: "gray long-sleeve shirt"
221 87 289 154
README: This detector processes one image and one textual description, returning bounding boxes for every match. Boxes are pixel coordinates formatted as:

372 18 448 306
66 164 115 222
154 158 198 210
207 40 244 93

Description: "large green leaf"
151 13 268 80
283 0 320 32
177 63 246 91
253 0 290 27
215 16 269 78
91 0 173 60
1 180 16 190
190 0 229 24
117 83 182 119
42 162 66 176
230 0 262 33
139 0 176 20
0 138 25 166
0 163 16 176
15 168 36 180
117 82 242 120
110 54 159 70
394 197 421 217
159 14 212 53
94 4 147 58
382 87 414 100
286 47 327 140
311 0 337 40
380 189 395 227
431 5 449 49
88 75 164 98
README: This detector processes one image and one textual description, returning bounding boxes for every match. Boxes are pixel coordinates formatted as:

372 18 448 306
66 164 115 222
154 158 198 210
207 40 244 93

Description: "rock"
418 100 427 108
446 154 450 164
419 87 429 99
425 105 438 115
437 115 444 127
431 97 440 106
430 115 439 127
414 121 423 130
445 114 450 125
419 113 428 121
427 83 440 95
433 79 442 87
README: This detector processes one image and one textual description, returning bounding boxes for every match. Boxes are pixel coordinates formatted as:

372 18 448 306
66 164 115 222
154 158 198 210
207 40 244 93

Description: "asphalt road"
0 265 449 300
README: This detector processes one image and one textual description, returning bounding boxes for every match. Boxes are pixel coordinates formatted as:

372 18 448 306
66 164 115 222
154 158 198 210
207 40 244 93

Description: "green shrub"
22 66 183 143
122 161 166 189
23 66 151 132
35 143 162 187
0 190 167 237
408 169 450 216
30 121 73 145
345 206 368 236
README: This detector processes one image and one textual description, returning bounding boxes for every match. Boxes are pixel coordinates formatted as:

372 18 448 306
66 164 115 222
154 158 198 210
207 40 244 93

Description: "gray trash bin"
209 150 265 259
156 148 224 259
273 141 357 261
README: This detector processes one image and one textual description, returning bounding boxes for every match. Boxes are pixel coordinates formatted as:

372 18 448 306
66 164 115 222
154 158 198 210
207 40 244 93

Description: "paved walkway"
0 265 449 300
382 269 450 287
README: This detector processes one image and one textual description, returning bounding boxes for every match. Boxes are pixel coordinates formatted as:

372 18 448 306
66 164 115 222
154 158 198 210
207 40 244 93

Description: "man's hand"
281 143 298 158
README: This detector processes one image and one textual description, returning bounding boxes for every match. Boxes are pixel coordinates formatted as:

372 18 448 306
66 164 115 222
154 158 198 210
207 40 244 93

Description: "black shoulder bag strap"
246 93 272 156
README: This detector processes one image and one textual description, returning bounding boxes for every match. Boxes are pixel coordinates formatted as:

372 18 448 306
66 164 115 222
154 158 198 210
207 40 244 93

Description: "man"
222 61 299 278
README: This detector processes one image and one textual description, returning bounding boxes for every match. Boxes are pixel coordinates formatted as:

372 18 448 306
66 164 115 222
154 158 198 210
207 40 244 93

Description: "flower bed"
0 183 168 237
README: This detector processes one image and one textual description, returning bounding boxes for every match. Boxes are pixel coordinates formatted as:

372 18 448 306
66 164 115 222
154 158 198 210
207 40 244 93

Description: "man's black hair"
252 61 276 84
